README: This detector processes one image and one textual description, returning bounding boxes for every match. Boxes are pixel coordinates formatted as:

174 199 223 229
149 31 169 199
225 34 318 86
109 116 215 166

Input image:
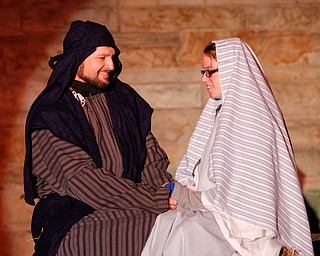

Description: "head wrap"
24 20 123 205
40 20 121 111
49 20 120 68
176 38 313 255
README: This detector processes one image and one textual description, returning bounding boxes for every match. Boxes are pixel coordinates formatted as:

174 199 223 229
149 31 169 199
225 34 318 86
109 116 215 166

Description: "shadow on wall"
0 1 90 255
298 167 320 231
298 167 320 254
305 199 320 255
305 195 320 235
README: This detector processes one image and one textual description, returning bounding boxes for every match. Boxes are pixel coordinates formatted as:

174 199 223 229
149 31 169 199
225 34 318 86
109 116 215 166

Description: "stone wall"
0 0 319 255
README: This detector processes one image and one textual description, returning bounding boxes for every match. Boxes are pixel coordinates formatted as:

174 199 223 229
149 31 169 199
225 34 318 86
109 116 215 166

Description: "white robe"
142 100 236 256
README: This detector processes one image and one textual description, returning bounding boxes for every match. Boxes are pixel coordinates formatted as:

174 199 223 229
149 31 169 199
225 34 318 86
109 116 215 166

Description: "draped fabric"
176 38 313 255
142 206 235 256
30 93 172 255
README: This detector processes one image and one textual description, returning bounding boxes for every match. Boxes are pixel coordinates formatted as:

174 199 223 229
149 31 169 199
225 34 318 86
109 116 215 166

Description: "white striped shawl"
175 38 313 255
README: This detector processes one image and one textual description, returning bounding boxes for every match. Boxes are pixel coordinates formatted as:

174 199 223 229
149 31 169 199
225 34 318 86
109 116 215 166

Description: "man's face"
75 46 116 89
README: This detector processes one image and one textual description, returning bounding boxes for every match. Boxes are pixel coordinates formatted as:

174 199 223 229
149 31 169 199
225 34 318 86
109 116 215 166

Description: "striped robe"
173 38 313 255
31 93 172 255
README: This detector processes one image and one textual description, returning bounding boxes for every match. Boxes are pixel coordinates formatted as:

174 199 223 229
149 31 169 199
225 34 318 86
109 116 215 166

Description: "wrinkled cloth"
142 100 235 256
31 194 94 256
142 207 235 256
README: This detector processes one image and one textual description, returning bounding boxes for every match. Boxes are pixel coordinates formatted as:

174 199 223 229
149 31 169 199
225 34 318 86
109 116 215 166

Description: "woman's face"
201 54 222 99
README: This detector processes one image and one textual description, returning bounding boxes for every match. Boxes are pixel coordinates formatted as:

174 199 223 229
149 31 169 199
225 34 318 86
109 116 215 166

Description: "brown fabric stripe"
85 94 123 175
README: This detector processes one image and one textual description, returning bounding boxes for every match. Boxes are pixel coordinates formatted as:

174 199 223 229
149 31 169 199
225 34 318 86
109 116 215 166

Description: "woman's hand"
168 197 178 210
161 182 178 210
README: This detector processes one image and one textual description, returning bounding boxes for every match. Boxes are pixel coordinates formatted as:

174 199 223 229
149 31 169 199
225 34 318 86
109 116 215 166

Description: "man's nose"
105 57 114 70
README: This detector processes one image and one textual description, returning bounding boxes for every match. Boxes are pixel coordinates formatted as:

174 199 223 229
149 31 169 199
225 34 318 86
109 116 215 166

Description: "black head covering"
24 20 152 205
42 20 122 111
27 20 122 129
49 19 121 70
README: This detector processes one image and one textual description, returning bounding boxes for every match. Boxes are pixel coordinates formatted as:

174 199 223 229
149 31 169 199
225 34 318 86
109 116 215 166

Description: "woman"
142 38 314 256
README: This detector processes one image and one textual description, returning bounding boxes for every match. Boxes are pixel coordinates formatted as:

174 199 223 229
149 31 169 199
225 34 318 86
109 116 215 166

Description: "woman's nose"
201 75 208 83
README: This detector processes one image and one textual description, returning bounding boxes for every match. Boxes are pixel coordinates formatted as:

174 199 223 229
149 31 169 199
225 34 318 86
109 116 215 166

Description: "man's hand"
168 197 178 210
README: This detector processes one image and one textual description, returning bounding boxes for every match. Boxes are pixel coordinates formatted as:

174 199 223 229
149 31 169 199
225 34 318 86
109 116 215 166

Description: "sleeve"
175 154 198 187
31 129 171 214
141 131 173 188
171 182 205 210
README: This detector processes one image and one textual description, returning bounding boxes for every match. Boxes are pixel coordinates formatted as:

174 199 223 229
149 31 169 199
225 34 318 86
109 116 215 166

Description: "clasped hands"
168 197 178 210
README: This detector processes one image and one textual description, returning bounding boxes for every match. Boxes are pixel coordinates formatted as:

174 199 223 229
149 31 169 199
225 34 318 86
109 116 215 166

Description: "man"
23 20 174 256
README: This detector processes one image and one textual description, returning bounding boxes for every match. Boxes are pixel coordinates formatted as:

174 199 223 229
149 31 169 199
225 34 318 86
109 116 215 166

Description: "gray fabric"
197 101 221 191
141 207 235 256
172 182 205 210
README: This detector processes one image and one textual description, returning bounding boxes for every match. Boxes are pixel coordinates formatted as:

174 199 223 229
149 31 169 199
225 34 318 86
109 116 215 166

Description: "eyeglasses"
200 69 219 78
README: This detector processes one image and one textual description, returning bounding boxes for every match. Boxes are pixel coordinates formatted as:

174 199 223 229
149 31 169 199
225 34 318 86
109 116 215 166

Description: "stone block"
119 67 200 85
119 7 243 32
163 0 300 4
21 0 92 32
179 32 221 67
295 148 320 190
0 6 21 36
69 6 119 31
282 104 320 124
121 68 204 109
119 0 157 7
220 0 316 4
287 120 320 148
242 31 320 66
160 0 206 5
119 44 180 68
151 108 203 174
304 190 320 229
243 3 320 30
133 82 202 109
271 82 320 120
116 32 180 67
265 66 320 85
116 32 179 46
1 34 53 76
179 30 320 67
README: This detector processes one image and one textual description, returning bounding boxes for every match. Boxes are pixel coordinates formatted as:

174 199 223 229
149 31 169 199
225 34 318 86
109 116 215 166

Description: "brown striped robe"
31 93 172 255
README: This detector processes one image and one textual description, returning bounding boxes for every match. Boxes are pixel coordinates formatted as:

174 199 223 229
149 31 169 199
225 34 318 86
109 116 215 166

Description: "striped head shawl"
176 38 313 255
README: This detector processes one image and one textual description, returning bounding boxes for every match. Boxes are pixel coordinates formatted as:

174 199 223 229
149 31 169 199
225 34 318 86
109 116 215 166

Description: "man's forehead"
94 46 116 55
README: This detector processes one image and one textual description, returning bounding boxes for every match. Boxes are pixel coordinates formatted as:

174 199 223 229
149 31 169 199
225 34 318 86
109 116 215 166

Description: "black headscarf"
24 20 153 205
39 20 121 110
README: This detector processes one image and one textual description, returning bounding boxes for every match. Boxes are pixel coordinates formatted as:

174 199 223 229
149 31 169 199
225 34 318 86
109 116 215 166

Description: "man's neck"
71 80 101 97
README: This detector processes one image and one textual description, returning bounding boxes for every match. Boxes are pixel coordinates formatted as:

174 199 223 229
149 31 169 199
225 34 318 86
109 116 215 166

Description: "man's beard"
77 65 110 89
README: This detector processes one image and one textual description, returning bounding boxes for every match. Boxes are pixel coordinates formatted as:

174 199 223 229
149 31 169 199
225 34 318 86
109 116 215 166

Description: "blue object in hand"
164 183 175 196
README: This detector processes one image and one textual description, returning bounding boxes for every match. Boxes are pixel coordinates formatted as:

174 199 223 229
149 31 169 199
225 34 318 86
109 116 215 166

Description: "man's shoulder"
110 79 143 100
